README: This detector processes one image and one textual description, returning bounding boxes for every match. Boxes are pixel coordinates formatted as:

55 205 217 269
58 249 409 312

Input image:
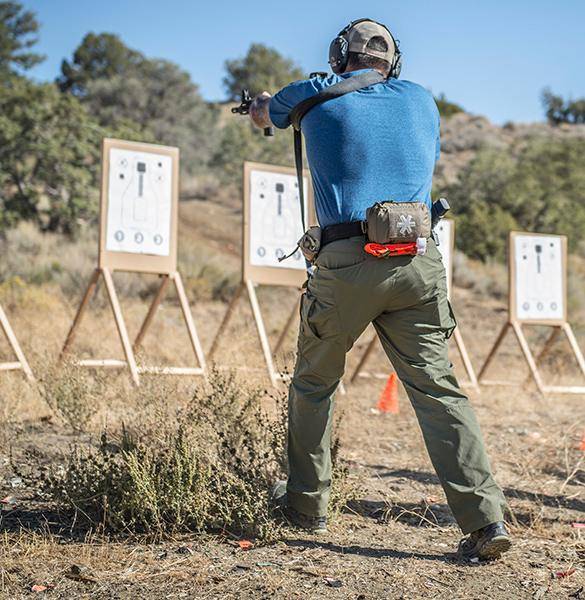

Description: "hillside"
436 112 585 188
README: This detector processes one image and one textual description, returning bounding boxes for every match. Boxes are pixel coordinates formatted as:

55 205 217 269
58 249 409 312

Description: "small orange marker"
377 373 399 414
579 434 585 452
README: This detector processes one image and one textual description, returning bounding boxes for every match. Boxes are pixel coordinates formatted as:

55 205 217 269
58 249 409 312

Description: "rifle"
231 89 274 137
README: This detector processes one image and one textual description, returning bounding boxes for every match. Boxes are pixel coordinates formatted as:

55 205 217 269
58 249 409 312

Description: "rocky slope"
436 112 585 187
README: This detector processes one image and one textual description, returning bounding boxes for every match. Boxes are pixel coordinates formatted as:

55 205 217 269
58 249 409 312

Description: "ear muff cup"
391 51 402 79
328 36 349 74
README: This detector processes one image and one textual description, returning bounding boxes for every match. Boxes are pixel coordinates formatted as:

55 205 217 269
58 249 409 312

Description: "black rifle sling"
289 70 385 231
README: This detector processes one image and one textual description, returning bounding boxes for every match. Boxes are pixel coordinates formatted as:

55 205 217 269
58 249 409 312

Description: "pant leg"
287 242 373 517
373 255 507 533
286 290 346 516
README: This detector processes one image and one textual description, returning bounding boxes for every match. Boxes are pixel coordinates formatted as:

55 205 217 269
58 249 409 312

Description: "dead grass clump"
0 222 96 299
39 363 104 433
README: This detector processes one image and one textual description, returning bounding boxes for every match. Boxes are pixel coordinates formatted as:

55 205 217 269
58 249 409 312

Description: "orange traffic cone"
377 373 399 414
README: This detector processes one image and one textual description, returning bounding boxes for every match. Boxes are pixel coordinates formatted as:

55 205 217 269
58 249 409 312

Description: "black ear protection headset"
328 18 402 79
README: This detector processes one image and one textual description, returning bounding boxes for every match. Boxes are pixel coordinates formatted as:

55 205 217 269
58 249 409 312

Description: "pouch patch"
366 202 431 243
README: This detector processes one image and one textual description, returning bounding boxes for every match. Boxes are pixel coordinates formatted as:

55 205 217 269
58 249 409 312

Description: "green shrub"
210 117 295 188
542 88 585 125
46 370 351 540
223 43 304 101
447 137 585 261
434 93 465 118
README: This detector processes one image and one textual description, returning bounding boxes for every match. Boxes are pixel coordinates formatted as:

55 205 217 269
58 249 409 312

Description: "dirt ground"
0 200 584 598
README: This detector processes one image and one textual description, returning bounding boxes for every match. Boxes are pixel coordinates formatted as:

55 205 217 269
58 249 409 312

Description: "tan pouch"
298 226 322 264
365 202 431 243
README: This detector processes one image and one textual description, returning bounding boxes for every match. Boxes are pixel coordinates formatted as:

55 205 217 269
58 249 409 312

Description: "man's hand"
249 91 273 130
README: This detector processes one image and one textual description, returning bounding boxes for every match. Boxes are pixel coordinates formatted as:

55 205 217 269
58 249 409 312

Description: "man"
249 18 511 561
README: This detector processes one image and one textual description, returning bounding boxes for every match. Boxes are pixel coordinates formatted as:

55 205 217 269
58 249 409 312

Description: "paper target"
105 147 173 256
435 219 454 297
513 233 564 322
248 169 308 270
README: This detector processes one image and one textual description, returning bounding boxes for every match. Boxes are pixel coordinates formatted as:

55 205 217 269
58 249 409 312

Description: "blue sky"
24 0 585 124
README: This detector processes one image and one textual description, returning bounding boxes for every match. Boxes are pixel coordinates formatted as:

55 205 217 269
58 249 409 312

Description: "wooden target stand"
0 303 34 381
478 232 585 395
349 219 480 392
60 139 206 385
208 162 313 387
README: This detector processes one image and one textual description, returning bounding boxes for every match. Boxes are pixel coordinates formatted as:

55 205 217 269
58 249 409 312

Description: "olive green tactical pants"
287 237 507 534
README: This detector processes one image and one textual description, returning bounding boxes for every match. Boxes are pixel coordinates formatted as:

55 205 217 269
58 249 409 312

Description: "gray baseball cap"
347 20 396 62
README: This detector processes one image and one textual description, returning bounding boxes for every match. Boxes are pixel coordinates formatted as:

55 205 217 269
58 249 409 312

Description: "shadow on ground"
0 506 93 541
364 466 585 513
285 538 458 564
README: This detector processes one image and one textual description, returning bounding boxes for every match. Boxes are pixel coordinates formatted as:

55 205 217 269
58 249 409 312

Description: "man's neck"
344 65 387 77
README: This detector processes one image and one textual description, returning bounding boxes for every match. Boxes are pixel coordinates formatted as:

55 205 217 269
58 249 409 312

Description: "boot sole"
478 536 512 560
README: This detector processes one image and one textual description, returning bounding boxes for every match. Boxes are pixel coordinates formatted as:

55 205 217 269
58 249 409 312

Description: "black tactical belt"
321 221 366 247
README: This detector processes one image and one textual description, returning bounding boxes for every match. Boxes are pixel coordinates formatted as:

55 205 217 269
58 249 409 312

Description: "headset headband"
338 18 399 57
329 17 402 78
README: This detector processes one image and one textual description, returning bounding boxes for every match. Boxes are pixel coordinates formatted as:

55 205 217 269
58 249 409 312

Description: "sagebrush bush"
39 362 104 432
46 369 351 540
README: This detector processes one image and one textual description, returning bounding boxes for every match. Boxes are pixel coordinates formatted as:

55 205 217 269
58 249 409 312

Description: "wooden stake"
133 275 170 352
480 320 585 394
102 268 140 386
273 296 300 356
352 325 481 391
62 269 206 383
478 322 510 383
522 326 560 386
208 283 244 361
453 328 480 392
246 280 278 387
350 331 378 384
0 362 23 372
563 322 585 377
0 304 34 381
172 272 206 374
511 321 545 394
60 268 100 360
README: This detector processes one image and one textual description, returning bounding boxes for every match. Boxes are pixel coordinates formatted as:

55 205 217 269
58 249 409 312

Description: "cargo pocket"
296 291 345 381
432 273 457 340
299 288 341 341
299 291 320 340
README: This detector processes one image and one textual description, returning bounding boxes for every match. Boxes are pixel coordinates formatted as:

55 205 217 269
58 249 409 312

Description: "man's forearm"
249 92 273 129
